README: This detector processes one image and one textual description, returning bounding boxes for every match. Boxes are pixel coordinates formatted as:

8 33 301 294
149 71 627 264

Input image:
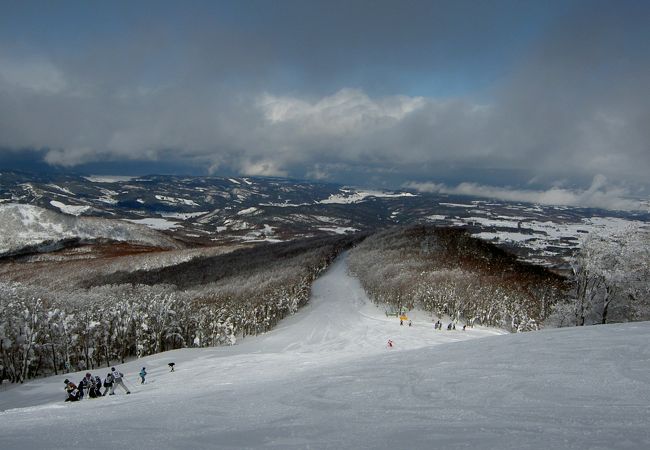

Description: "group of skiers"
387 318 469 349
433 320 467 331
63 363 176 402
399 318 468 330
64 366 131 402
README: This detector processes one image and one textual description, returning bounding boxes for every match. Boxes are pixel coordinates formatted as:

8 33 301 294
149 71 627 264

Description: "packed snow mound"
0 203 181 257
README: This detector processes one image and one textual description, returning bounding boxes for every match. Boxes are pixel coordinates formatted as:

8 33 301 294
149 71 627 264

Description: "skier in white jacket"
110 367 131 395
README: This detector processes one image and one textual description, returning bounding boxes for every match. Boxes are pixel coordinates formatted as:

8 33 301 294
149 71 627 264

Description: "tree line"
348 226 567 331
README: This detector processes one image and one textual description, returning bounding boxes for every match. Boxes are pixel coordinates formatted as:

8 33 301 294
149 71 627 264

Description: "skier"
110 367 131 395
408 320 412 327
139 367 147 384
92 375 103 397
64 379 81 402
400 319 403 326
168 362 175 372
447 323 452 330
79 373 94 398
76 378 85 400
103 372 114 396
86 373 101 398
89 373 101 398
387 339 394 348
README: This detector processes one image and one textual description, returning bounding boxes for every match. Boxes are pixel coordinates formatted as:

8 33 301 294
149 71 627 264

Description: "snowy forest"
0 235 361 383
348 226 567 332
348 225 650 332
1 222 648 385
548 225 650 327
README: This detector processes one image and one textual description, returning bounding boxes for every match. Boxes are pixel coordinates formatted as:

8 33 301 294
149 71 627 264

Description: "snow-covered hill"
0 203 181 257
1 255 648 449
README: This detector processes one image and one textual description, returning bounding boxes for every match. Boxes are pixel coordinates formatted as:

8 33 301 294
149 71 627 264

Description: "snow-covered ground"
125 217 182 230
49 200 91 216
1 256 649 449
0 203 181 256
317 226 359 235
426 210 649 266
319 189 416 204
84 175 139 183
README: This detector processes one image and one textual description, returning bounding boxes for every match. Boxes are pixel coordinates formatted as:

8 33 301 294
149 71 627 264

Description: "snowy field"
0 203 180 256
1 256 649 449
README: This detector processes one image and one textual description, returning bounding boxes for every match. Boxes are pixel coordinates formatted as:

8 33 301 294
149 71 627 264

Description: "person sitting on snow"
78 373 95 399
64 379 80 402
83 373 101 398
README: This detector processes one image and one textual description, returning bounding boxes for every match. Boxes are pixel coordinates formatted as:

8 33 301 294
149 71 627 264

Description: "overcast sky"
1 0 649 209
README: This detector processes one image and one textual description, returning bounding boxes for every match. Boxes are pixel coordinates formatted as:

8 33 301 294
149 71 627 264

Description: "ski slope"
1 255 650 449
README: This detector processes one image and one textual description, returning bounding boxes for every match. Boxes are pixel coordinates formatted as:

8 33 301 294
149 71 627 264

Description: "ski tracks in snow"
234 251 503 359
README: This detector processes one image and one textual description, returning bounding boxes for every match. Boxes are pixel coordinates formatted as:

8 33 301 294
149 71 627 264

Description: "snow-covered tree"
0 235 357 382
566 226 650 325
348 226 566 332
550 226 650 326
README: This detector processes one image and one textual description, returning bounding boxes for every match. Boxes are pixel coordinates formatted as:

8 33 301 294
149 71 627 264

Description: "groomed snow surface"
1 255 649 449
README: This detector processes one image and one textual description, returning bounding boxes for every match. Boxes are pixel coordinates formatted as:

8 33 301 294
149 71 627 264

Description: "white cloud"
43 147 97 167
1 1 650 199
0 49 648 196
305 164 332 181
0 57 67 94
252 89 491 170
258 88 426 134
405 175 645 211
239 159 288 177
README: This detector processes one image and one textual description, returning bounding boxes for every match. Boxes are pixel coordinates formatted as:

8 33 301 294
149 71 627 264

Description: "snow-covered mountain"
0 203 181 257
1 170 649 266
0 255 648 449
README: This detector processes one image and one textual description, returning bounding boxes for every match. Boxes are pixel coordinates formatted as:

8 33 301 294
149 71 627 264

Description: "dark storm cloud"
0 0 648 208
488 1 650 181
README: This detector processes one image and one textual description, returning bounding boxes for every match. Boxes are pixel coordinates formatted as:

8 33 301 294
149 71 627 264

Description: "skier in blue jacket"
139 367 147 384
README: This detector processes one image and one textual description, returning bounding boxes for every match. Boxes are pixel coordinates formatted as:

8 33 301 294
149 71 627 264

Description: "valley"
2 171 648 268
